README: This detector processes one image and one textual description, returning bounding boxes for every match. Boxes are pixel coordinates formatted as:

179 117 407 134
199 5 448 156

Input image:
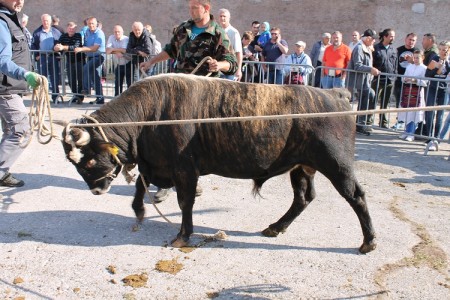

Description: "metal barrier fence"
314 65 450 146
30 50 169 103
30 50 449 149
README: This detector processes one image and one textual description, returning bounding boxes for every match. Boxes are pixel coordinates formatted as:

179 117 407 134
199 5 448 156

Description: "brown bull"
62 73 376 253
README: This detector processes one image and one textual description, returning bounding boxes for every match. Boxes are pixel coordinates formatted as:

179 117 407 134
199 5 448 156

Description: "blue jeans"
321 75 344 89
438 111 450 140
267 70 283 85
405 121 416 135
425 87 448 138
83 56 104 97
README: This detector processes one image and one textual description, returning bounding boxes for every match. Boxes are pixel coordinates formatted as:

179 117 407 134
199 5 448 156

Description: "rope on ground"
70 104 450 129
23 75 59 147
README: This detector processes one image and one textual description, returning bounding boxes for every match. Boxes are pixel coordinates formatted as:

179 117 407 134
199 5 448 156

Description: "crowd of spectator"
24 12 449 149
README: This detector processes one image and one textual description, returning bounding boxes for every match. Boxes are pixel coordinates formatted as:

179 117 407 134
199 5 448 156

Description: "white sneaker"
427 141 437 151
405 135 415 142
391 121 405 130
398 134 407 140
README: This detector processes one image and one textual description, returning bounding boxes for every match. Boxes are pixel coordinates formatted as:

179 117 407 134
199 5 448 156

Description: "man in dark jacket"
371 28 398 128
126 21 153 82
0 0 40 192
53 21 84 104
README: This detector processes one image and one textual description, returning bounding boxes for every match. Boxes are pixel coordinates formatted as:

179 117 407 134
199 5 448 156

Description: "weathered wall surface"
24 0 449 53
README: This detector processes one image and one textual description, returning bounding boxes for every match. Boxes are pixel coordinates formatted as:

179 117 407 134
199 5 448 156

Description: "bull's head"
62 126 122 195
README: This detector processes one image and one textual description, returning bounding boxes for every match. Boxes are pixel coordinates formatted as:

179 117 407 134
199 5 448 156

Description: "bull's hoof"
359 240 377 254
262 227 279 237
134 208 145 222
171 237 189 248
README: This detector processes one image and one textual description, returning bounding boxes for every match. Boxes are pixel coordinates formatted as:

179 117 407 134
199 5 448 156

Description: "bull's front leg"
170 169 198 248
132 175 148 222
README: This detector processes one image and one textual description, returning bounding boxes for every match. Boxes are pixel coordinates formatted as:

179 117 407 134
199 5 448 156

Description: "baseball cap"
362 29 377 39
294 41 306 47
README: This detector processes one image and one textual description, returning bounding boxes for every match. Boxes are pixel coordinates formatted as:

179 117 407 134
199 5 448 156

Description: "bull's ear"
98 142 120 156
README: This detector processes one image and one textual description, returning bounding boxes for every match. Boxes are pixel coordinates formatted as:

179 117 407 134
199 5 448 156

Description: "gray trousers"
0 93 30 179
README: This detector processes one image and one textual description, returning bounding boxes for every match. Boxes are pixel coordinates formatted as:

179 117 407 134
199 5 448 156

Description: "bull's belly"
198 146 299 179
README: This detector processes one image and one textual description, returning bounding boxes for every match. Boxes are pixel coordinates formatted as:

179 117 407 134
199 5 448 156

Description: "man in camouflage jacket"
140 0 237 77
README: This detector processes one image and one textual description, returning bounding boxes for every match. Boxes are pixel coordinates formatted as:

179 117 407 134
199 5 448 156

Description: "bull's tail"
252 178 267 198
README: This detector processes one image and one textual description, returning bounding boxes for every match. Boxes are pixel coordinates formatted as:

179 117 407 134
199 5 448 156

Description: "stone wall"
24 0 449 54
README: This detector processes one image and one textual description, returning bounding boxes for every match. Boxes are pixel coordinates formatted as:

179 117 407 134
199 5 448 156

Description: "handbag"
401 84 420 108
284 53 306 85
284 72 304 85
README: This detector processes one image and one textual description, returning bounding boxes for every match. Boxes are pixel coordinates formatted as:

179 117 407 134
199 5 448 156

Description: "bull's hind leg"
262 165 316 237
325 169 376 254
132 175 148 222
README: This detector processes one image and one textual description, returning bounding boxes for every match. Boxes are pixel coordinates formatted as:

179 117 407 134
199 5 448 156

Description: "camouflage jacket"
164 15 237 77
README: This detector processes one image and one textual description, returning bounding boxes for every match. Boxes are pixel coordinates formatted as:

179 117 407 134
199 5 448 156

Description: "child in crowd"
398 50 428 142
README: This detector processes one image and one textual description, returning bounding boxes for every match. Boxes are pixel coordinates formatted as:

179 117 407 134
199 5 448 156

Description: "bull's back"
107 74 355 177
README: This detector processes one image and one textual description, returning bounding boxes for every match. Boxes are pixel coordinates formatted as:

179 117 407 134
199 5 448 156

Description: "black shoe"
0 173 24 187
154 188 170 203
356 124 372 134
90 97 105 105
69 96 79 104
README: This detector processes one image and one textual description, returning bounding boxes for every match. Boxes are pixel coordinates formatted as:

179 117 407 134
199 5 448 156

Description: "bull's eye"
86 159 97 168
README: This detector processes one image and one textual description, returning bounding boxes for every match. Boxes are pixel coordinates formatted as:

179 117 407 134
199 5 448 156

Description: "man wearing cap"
347 29 380 134
284 40 313 85
321 31 352 89
310 32 331 87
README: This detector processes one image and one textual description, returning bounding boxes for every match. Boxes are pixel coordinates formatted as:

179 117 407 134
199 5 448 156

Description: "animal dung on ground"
13 277 24 284
106 265 117 274
122 273 148 288
155 258 183 275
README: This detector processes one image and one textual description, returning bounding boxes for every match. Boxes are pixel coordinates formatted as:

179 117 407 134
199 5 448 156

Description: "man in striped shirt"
54 21 84 103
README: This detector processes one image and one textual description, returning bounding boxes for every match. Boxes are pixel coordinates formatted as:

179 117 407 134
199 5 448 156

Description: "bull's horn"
71 128 91 146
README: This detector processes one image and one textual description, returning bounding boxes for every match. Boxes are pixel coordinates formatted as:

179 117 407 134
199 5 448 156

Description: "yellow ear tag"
108 145 119 156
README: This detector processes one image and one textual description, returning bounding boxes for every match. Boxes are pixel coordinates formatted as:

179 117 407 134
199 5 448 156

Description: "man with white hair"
21 12 30 46
126 21 153 81
218 8 242 80
106 24 131 96
31 13 62 103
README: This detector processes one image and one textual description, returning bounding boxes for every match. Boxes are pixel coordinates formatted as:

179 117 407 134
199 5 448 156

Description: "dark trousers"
314 61 322 87
66 60 83 97
356 88 376 125
372 78 394 127
114 62 132 96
